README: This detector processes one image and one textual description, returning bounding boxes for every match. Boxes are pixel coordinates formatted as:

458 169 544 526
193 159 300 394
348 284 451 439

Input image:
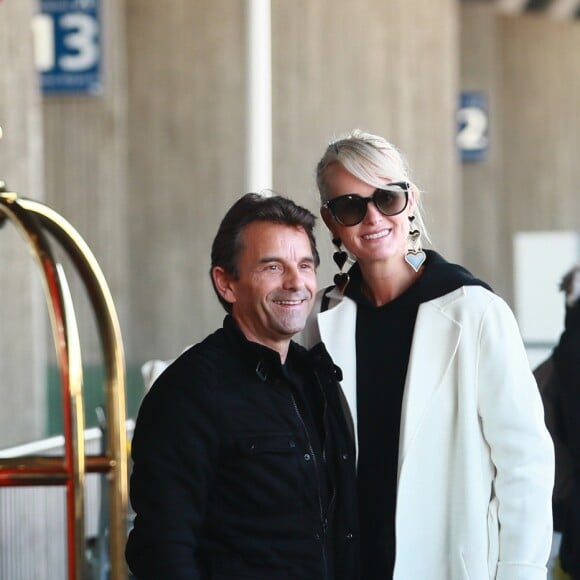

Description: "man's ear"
212 266 237 305
321 206 340 239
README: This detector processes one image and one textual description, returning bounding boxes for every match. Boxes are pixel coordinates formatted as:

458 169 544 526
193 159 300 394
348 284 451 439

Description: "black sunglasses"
323 182 410 227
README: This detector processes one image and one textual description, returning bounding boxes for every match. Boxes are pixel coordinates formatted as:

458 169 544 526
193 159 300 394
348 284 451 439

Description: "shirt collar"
222 315 303 382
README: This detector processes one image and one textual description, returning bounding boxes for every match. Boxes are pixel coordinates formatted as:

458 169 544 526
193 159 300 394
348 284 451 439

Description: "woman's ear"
407 182 418 214
212 266 237 306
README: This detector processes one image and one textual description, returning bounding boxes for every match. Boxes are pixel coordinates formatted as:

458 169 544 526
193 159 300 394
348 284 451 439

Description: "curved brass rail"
0 190 128 579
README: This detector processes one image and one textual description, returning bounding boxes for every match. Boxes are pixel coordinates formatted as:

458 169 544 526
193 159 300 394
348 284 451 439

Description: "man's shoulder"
138 328 244 416
141 326 231 389
169 326 237 375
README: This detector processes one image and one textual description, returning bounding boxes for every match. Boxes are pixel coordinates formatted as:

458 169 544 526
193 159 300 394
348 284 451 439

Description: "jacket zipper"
290 391 329 580
319 377 336 514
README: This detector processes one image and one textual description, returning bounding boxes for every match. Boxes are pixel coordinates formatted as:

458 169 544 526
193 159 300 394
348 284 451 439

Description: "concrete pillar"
0 0 46 445
460 2 505 295
246 0 273 192
41 0 132 424
126 0 247 361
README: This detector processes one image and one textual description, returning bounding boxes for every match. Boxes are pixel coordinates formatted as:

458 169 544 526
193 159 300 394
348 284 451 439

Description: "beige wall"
0 0 46 445
272 0 461 285
126 0 247 362
460 5 580 304
3 1 580 440
126 0 461 363
460 3 505 295
501 12 580 302
42 0 131 364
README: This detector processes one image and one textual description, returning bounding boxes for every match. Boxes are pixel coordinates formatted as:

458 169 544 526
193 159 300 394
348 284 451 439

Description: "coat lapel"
316 294 359 445
316 291 462 468
398 300 462 467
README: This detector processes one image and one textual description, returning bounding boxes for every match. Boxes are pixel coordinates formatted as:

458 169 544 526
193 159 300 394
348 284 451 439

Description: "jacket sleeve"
554 305 580 463
477 296 554 580
125 355 221 580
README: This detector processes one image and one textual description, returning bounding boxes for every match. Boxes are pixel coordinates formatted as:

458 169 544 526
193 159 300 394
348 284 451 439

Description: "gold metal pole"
0 190 128 579
0 190 86 579
19 197 129 580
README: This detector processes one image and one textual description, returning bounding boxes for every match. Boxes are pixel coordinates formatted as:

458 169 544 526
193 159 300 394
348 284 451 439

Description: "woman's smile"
361 228 392 241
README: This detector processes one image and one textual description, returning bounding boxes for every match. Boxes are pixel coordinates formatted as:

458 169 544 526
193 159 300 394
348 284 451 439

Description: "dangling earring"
405 216 426 272
332 238 350 291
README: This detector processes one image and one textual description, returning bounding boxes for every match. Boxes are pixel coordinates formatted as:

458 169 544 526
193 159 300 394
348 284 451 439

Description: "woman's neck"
358 257 423 307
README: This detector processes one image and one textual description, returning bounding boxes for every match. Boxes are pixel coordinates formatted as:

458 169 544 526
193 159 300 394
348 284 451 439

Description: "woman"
301 130 554 579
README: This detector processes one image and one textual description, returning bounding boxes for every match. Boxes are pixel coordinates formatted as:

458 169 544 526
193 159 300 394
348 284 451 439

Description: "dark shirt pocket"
238 432 299 455
224 432 305 517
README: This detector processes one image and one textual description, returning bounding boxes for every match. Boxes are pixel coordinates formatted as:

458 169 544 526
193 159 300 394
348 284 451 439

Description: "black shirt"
283 357 336 579
342 251 490 579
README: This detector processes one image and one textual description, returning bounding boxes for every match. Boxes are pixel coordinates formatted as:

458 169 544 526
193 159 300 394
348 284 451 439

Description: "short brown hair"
210 193 319 312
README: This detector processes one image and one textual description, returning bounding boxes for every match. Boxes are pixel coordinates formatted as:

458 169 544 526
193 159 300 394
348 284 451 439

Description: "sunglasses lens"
331 196 367 226
375 187 407 216
327 183 408 226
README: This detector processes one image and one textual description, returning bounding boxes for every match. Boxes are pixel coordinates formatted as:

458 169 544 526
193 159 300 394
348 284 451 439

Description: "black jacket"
126 316 359 580
553 303 580 575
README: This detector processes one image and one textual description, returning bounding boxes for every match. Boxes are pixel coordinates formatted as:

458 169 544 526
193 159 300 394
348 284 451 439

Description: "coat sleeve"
476 296 554 580
125 355 221 580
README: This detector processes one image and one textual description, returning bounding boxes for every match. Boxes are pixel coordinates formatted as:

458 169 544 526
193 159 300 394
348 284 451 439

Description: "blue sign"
457 91 489 162
37 0 102 95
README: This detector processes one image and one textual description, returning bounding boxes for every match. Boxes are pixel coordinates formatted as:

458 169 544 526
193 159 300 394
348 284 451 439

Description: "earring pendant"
405 249 426 272
332 238 350 291
405 215 425 272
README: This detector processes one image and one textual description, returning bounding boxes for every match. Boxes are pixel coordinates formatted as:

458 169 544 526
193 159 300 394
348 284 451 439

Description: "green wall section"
46 364 145 437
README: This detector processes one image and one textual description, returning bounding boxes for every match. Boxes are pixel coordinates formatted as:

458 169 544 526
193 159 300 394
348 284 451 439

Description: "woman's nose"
363 200 382 223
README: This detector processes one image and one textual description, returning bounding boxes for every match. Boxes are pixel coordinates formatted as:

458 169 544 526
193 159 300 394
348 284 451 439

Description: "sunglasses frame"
323 181 410 227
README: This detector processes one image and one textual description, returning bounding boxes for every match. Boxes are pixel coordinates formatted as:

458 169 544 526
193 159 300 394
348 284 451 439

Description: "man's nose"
283 265 302 289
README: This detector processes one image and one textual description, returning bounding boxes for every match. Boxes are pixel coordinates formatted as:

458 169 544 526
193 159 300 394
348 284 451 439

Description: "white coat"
301 284 554 580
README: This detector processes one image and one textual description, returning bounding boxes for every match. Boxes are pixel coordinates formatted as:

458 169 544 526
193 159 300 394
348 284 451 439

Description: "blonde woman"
302 130 554 580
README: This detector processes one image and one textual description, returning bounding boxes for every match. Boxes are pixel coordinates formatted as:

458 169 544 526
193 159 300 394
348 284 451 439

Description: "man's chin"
276 320 308 338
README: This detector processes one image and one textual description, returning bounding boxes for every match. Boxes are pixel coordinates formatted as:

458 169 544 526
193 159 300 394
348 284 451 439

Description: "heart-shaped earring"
405 249 426 272
332 238 350 292
333 249 348 270
334 272 350 291
405 216 426 272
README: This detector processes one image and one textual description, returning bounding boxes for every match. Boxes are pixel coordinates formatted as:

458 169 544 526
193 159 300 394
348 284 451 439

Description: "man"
125 193 358 580
550 266 580 579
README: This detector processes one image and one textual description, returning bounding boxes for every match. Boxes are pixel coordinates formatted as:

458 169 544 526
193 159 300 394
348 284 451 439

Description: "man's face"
214 221 317 356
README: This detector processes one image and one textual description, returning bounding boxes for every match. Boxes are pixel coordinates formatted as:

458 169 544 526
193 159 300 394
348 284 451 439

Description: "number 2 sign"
34 0 102 95
457 91 489 163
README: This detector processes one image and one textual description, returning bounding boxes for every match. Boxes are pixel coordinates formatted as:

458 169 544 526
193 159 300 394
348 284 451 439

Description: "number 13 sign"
34 0 102 95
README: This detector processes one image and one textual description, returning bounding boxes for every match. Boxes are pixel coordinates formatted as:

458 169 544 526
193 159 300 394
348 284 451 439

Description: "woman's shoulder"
423 284 509 321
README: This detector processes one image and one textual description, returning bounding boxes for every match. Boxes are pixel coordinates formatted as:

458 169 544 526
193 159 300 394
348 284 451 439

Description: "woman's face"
321 163 415 266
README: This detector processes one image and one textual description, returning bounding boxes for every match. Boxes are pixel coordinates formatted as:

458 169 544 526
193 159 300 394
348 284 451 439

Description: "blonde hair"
316 129 430 242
